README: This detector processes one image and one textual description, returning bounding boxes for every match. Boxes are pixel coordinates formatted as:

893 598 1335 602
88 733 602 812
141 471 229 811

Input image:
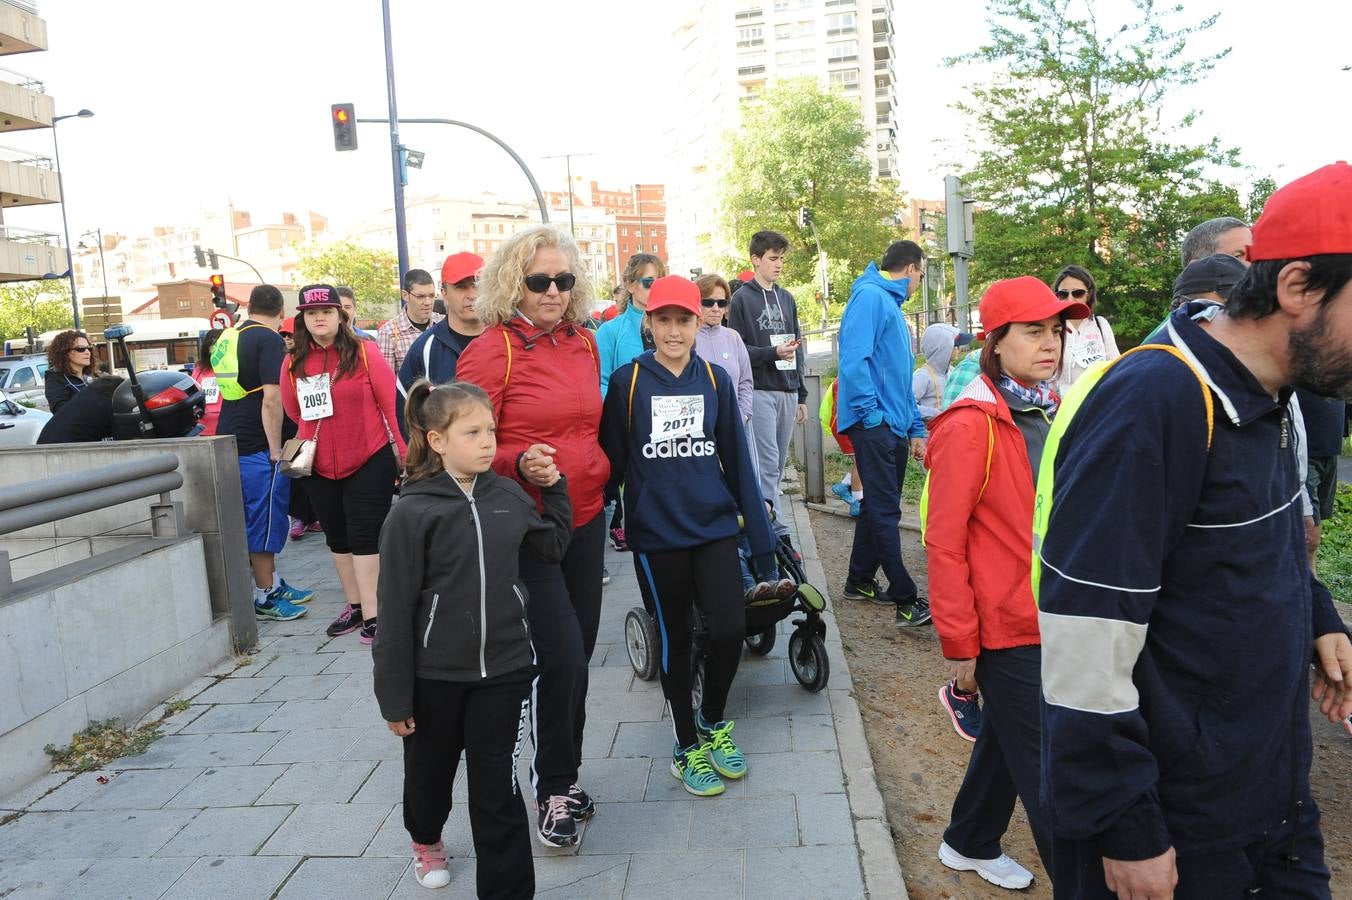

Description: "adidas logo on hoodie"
642 436 718 459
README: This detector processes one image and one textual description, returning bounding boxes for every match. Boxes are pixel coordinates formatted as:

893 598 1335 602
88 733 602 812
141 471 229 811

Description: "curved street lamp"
52 108 94 329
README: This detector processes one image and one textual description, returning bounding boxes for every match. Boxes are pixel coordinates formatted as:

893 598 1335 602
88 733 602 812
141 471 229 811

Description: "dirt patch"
809 508 1352 899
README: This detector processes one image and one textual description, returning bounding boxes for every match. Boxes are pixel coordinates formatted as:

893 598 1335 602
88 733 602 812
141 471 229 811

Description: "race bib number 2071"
651 395 705 440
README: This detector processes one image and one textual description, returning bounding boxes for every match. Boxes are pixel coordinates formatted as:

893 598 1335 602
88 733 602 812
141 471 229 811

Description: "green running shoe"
696 710 747 780
671 741 724 797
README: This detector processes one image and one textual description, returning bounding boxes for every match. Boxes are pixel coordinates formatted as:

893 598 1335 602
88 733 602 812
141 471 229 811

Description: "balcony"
0 222 68 281
0 141 56 206
0 2 46 56
0 64 51 131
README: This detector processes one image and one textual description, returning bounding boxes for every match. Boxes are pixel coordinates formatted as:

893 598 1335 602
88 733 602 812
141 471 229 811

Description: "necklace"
453 474 475 485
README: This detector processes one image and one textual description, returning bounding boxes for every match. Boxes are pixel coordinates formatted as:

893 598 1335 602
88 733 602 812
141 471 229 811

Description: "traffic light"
209 274 226 308
331 103 357 151
207 249 219 269
797 207 813 229
193 245 206 267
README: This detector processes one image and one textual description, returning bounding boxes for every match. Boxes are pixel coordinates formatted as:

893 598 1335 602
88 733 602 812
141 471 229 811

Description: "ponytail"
402 378 495 485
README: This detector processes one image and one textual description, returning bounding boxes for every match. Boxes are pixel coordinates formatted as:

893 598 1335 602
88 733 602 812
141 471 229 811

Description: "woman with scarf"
921 276 1090 892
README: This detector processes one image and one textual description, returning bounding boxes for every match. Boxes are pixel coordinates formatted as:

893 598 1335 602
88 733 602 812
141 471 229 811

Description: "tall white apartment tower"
665 0 897 274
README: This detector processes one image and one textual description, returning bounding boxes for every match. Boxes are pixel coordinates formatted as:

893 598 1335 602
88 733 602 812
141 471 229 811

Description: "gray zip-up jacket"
373 470 571 722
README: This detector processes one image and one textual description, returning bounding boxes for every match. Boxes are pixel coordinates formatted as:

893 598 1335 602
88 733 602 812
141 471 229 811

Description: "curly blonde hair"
475 226 595 327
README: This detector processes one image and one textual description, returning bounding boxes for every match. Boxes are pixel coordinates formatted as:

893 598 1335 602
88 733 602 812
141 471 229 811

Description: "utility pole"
542 152 596 237
944 175 975 332
380 0 409 280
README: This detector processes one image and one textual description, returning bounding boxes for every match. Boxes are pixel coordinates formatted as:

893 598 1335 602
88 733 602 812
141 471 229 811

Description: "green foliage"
715 79 905 313
1246 176 1278 224
949 0 1245 345
44 719 162 772
0 280 73 343
1320 483 1352 601
296 240 399 323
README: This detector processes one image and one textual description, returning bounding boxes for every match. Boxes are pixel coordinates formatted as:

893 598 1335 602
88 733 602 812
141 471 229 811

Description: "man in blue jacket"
1037 163 1352 898
836 239 931 628
396 252 484 438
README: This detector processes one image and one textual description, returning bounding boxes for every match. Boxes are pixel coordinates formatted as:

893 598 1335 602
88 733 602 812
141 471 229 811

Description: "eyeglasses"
523 272 576 293
1056 288 1089 300
638 276 656 289
71 345 92 352
701 298 730 308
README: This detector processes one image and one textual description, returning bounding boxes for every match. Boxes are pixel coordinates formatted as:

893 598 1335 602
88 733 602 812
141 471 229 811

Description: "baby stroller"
624 532 831 703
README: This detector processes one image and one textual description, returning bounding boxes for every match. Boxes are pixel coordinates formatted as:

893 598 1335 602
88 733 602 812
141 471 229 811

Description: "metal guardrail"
0 223 60 245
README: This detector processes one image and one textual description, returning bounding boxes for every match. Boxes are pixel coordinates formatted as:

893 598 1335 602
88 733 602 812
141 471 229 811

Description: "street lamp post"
51 109 93 330
78 228 109 300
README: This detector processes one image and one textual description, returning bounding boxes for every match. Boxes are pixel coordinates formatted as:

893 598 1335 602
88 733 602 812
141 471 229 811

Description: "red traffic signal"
331 103 357 152
209 274 226 308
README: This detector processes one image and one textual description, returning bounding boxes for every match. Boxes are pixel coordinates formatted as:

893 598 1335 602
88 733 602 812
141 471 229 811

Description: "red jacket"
190 363 221 437
456 317 608 528
279 340 407 481
922 374 1041 659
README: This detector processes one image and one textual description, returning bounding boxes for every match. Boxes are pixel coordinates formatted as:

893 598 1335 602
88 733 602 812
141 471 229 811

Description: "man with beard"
1035 162 1352 899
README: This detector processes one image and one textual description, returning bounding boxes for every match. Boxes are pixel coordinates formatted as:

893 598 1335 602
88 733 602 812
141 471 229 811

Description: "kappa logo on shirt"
642 436 718 459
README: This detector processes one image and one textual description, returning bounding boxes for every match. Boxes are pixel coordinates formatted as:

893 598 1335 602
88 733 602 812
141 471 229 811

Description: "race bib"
1069 332 1106 368
201 376 219 405
652 394 705 440
297 374 334 421
771 333 797 371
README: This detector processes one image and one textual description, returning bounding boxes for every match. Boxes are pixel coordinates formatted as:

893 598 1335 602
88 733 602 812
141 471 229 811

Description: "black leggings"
633 537 746 749
288 476 315 523
520 513 605 802
304 446 397 555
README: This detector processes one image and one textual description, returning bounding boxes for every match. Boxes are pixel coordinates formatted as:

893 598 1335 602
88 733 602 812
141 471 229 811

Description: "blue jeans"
844 423 919 604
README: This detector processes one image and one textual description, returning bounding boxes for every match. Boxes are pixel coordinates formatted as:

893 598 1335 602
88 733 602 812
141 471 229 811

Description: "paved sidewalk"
0 495 904 899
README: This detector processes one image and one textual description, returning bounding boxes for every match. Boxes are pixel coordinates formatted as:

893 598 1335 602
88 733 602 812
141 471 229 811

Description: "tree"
1246 176 1278 224
295 240 400 323
715 78 905 324
950 0 1245 344
0 280 73 344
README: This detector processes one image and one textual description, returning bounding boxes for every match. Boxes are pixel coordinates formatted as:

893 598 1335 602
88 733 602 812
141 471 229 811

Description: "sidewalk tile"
611 721 676 759
158 705 210 735
252 653 338 678
343 724 404 761
732 657 789 686
335 695 383 729
534 855 629 898
575 757 651 803
108 734 209 770
178 702 284 734
744 683 832 717
58 857 196 899
178 731 284 768
581 720 619 759
797 792 855 845
166 765 289 808
577 800 691 854
585 666 637 693
274 857 409 898
584 690 665 723
263 634 336 655
255 697 358 732
255 673 350 702
365 802 474 860
588 644 610 667
259 802 391 856
191 677 282 706
0 808 199 858
689 795 798 849
320 650 375 674
256 727 365 764
734 751 844 798
726 715 791 755
624 850 744 900
255 761 376 805
0 857 87 896
744 845 865 899
159 856 301 900
327 670 375 700
76 768 205 810
790 714 839 753
156 804 294 856
20 771 109 811
352 759 404 805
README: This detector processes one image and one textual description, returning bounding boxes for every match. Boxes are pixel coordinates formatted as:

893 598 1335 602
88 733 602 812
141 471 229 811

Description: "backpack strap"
627 364 640 429
1111 344 1214 449
502 329 513 388
704 360 717 391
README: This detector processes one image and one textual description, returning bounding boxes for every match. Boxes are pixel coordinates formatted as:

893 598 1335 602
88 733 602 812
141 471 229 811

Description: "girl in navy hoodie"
599 275 778 798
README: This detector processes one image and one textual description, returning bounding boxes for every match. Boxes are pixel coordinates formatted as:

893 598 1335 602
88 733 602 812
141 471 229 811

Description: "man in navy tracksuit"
1037 163 1352 898
396 252 484 438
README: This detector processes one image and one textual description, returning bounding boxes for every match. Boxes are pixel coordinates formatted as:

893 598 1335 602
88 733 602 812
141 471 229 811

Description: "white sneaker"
938 841 1034 890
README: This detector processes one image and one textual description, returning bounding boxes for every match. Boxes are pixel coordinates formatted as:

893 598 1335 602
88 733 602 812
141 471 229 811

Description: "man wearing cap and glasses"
1037 163 1352 898
377 269 444 376
395 252 486 439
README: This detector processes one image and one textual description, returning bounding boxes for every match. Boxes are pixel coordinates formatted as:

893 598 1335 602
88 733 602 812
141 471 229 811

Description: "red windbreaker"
190 363 222 437
922 374 1041 660
279 340 407 480
456 317 608 528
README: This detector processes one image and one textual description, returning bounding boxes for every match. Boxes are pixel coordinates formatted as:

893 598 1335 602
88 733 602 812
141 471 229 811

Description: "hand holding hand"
910 437 927 462
386 717 415 737
518 443 559 487
1312 631 1352 724
945 658 977 687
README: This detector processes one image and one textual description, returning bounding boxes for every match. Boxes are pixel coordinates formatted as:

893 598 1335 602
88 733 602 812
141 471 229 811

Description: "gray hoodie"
912 324 959 421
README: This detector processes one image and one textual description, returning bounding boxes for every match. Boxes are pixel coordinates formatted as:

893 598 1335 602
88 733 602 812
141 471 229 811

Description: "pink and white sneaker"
411 839 450 888
288 517 306 540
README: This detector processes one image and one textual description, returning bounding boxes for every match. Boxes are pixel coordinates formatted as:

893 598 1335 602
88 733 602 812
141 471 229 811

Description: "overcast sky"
8 0 1350 241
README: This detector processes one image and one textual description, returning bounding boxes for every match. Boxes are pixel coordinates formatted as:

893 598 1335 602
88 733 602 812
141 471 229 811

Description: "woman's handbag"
279 421 320 478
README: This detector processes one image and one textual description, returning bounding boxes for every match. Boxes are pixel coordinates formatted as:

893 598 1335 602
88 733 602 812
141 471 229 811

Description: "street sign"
209 310 232 330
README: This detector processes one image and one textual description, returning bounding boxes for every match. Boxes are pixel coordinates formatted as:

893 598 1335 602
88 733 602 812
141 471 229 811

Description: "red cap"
279 316 295 335
441 252 484 286
977 276 1090 340
1247 162 1352 262
645 275 702 317
736 270 754 283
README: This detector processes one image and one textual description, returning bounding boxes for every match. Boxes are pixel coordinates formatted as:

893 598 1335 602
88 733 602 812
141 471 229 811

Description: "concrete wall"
0 437 256 650
0 536 230 798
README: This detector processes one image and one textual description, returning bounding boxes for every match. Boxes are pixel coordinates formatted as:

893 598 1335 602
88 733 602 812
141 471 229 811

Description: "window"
774 22 790 39
178 299 191 309
11 367 34 390
734 5 762 19
829 67 860 89
650 228 659 237
827 12 855 35
775 48 815 67
621 226 628 236
736 25 763 47
828 39 858 61
738 63 766 77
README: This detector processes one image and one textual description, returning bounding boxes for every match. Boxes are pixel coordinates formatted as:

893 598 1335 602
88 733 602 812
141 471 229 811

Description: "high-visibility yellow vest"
209 323 270 401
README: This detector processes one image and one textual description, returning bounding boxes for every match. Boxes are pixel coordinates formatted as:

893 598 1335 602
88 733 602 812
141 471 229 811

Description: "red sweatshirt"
456 317 608 528
279 340 407 480
190 363 221 437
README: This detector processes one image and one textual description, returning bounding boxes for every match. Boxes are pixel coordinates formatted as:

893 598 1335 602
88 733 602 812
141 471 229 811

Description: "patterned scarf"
998 374 1059 412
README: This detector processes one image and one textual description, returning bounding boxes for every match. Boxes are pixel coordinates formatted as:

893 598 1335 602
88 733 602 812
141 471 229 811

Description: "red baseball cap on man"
441 252 484 286
977 276 1090 340
1247 161 1352 262
645 275 702 317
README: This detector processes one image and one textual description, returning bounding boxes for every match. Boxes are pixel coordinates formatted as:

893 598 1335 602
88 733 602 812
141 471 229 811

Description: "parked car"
0 355 50 409
0 387 51 446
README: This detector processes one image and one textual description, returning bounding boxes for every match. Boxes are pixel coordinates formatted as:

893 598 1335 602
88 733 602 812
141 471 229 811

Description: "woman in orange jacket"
922 276 1089 892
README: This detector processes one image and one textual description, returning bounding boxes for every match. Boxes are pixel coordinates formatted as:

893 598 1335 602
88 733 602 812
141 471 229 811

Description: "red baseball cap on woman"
976 276 1091 340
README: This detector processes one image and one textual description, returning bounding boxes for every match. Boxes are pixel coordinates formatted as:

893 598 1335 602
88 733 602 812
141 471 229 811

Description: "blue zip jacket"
596 303 647 398
836 263 926 439
395 321 477 439
599 351 776 579
1037 303 1348 860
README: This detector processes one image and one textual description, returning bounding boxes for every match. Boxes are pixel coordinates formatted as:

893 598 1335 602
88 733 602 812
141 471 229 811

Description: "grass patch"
45 719 163 772
817 450 925 508
1319 482 1352 600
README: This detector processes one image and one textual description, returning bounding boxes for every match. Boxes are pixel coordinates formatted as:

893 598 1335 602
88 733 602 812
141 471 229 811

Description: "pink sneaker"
288 517 305 540
411 839 450 888
307 520 323 533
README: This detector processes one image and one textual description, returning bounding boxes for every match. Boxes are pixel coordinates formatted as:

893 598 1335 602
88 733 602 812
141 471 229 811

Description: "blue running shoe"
696 710 747 780
938 680 981 743
255 596 307 621
671 742 724 797
270 578 315 605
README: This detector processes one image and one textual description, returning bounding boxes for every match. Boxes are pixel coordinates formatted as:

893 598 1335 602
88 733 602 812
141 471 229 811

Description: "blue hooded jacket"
836 263 925 439
596 303 648 397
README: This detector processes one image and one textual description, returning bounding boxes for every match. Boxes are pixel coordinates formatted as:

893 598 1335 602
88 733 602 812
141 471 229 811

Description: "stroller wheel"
744 626 777 656
625 607 659 681
788 629 830 693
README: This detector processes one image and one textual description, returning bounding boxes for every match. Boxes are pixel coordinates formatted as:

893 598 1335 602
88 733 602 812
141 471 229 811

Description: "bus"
3 317 215 373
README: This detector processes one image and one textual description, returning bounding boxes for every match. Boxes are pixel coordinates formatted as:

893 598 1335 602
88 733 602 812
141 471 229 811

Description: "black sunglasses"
71 345 92 352
701 298 730 308
638 276 656 289
523 272 576 293
1055 288 1089 300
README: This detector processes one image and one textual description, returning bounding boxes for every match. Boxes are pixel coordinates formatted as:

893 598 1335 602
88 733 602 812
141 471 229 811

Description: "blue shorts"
239 451 291 554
